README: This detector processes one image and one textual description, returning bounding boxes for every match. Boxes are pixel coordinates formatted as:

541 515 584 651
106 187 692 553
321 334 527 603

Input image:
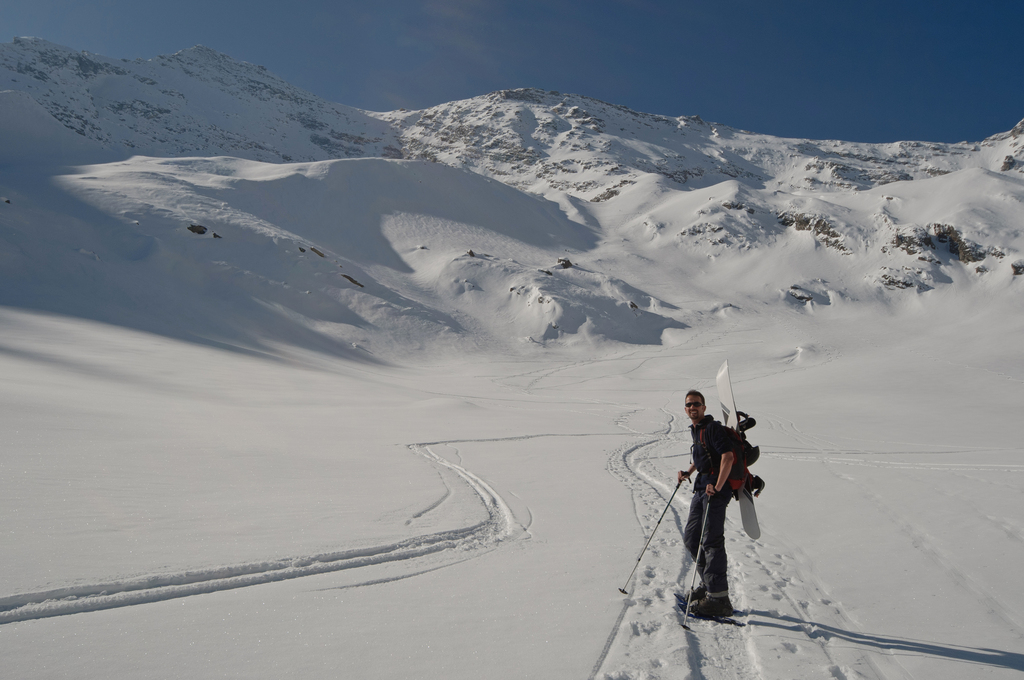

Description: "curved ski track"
0 442 524 625
593 418 765 680
591 405 915 680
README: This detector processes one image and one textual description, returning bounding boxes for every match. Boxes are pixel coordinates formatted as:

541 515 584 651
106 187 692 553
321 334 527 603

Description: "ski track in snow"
408 470 453 522
0 441 525 625
588 373 918 680
596 430 766 680
0 529 479 625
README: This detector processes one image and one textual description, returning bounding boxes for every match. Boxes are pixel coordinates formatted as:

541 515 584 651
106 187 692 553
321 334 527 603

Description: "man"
677 389 735 617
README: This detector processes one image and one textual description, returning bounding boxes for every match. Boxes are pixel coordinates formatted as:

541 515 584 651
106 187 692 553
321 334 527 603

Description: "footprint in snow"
629 620 663 637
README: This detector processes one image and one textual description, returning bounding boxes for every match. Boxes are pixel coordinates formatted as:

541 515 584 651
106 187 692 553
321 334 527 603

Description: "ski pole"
681 500 712 630
618 479 683 595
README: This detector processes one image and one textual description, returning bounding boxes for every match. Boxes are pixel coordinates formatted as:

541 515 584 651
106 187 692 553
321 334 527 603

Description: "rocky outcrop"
788 286 814 301
341 274 364 288
777 212 850 253
889 226 935 256
931 224 986 263
884 223 1009 271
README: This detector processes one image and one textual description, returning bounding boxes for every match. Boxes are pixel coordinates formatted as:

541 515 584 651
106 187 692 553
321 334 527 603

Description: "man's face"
685 396 706 421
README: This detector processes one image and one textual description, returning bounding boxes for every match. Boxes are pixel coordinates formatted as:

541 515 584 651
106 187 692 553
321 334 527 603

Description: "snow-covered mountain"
0 37 401 162
5 36 1021 191
3 39 1024 680
2 37 1022 358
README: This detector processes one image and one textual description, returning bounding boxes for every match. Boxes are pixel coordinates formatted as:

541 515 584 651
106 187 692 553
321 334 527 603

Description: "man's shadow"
748 611 1024 672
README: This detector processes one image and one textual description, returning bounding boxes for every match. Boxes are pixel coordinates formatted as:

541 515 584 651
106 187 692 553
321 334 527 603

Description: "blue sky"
5 0 1023 143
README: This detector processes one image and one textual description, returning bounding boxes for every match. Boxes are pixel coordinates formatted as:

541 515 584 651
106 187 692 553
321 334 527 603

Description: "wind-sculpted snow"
3 146 1020 361
16 154 684 353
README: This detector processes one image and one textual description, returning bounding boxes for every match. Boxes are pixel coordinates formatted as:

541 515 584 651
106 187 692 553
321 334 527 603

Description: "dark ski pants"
683 487 732 594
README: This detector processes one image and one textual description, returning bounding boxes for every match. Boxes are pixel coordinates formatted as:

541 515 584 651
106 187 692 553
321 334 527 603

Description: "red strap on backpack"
700 424 750 493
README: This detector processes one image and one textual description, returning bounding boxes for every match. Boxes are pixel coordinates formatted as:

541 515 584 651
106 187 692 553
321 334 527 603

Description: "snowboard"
737 486 760 539
715 360 739 430
716 360 760 540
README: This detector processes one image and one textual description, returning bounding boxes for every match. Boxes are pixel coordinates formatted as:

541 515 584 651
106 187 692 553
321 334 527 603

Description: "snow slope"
0 37 399 162
1 38 1023 680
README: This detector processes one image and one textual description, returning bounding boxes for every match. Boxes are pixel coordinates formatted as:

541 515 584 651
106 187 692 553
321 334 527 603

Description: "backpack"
698 411 765 498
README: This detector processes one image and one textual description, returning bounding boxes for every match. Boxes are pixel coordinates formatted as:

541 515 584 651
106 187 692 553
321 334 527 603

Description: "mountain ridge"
1 38 1022 360
4 37 1021 186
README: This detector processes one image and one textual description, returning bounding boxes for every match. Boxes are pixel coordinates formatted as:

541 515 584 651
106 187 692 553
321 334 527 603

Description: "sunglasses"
685 402 703 408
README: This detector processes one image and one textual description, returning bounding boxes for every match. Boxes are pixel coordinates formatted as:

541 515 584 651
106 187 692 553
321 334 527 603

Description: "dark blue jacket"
690 415 734 488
